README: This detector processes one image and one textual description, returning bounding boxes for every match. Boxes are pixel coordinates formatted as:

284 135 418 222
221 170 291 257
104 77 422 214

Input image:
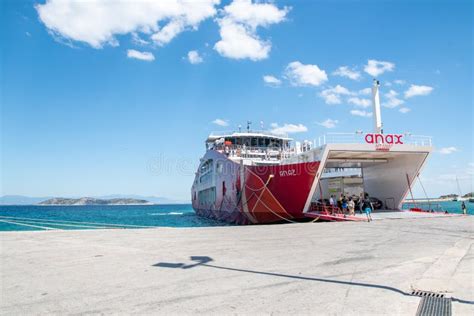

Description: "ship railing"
309 203 342 215
316 132 432 147
214 144 296 160
209 130 289 138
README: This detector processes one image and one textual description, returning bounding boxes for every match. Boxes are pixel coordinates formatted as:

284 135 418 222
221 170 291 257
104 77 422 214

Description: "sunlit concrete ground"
1 216 473 315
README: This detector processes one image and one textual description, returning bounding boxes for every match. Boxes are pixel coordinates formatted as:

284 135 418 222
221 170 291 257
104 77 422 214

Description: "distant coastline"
0 195 188 205
38 197 153 206
405 192 473 203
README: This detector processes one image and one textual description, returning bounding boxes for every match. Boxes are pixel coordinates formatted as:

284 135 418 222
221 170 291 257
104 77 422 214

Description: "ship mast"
371 79 383 134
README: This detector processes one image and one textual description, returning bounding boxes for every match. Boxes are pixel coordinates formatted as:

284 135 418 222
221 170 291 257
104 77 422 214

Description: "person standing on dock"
338 194 343 210
342 195 348 214
461 201 467 215
348 197 355 216
362 194 373 222
329 195 335 208
358 193 364 214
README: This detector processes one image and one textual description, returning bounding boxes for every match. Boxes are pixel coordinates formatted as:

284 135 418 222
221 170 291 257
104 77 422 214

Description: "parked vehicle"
353 196 383 210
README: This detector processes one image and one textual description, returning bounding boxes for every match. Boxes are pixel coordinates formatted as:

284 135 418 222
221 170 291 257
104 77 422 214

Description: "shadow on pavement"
153 256 474 305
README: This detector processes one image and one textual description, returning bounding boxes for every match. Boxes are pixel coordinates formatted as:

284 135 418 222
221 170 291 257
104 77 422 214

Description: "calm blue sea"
0 201 471 231
0 204 228 231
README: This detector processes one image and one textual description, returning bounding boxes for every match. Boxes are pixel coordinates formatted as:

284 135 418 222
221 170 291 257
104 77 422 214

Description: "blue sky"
1 0 473 200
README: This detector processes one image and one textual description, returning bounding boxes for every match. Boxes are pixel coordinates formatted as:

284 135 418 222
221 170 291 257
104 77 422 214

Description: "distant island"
439 192 473 199
0 195 186 205
439 194 459 199
38 197 152 206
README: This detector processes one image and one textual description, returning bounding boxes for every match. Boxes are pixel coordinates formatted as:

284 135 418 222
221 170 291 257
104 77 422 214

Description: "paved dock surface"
1 216 473 315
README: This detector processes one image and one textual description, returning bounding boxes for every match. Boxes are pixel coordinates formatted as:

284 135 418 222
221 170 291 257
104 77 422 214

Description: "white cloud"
263 75 281 86
383 90 405 108
151 20 186 46
187 50 203 64
364 59 395 77
319 85 352 104
214 19 270 60
399 107 411 113
332 66 361 80
404 84 434 98
358 87 372 95
348 97 371 108
326 85 352 95
321 94 342 105
214 0 289 61
394 79 406 85
285 61 328 87
212 118 229 127
317 119 338 129
438 147 458 155
350 110 373 117
36 0 220 49
270 123 307 135
127 49 155 61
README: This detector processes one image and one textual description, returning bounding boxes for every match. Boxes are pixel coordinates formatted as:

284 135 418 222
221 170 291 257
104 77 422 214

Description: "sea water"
0 201 471 231
0 204 229 231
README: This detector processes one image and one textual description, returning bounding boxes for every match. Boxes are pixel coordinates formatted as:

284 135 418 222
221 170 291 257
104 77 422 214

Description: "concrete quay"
1 216 473 315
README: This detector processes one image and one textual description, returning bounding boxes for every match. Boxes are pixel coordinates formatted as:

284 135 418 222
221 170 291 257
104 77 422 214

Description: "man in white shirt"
329 195 335 207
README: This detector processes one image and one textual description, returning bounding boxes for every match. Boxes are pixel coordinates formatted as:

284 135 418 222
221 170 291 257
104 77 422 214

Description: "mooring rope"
0 215 152 228
1 218 113 230
0 219 57 230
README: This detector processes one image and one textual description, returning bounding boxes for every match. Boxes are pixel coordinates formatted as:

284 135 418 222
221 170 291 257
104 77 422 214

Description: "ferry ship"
191 81 433 224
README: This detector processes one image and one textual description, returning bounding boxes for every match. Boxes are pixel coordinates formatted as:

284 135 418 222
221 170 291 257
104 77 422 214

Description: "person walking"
358 193 364 214
461 201 467 215
342 195 348 214
348 197 355 216
362 194 374 222
337 194 343 210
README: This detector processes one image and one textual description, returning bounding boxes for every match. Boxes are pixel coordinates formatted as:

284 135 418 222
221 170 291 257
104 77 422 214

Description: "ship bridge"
283 132 433 212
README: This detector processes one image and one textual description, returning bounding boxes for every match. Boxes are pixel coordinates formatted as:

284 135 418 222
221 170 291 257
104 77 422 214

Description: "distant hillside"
38 197 151 206
439 194 458 199
0 195 188 205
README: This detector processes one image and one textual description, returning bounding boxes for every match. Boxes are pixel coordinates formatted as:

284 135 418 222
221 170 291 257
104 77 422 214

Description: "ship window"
198 187 216 205
200 159 213 173
199 159 214 183
216 161 223 174
251 138 258 146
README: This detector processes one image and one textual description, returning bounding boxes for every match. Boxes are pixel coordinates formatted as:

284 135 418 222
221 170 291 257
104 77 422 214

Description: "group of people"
329 193 374 222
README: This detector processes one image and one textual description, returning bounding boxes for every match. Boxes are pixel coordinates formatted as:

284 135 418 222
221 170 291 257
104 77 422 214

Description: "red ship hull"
192 150 319 224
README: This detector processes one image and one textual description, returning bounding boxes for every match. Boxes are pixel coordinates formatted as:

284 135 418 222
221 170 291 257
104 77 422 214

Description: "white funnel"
372 79 383 134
